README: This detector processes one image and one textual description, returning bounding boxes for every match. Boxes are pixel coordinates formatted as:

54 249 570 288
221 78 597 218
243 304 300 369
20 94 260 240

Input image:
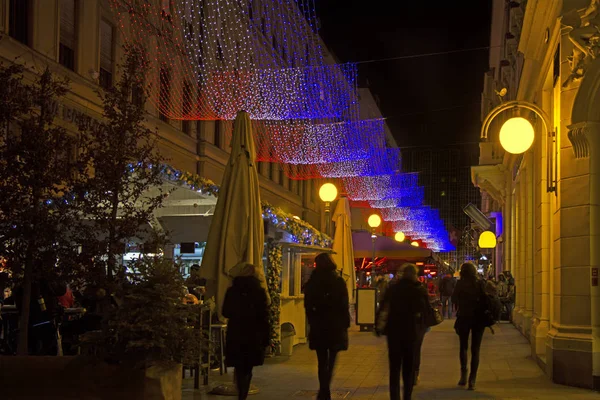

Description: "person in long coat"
452 262 485 391
304 253 350 400
377 263 428 400
222 263 270 400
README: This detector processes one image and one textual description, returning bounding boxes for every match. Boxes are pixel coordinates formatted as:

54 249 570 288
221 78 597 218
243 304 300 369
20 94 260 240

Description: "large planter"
0 356 182 400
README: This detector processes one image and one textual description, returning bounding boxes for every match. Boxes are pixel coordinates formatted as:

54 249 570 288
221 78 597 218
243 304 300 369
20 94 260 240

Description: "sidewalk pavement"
183 320 598 399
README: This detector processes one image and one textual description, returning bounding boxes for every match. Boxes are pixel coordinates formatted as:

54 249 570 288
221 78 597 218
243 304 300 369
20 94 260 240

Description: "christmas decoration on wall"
266 239 282 352
161 165 331 247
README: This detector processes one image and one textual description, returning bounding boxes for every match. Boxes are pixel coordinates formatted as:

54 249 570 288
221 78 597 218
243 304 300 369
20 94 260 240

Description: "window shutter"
60 0 76 49
100 20 113 72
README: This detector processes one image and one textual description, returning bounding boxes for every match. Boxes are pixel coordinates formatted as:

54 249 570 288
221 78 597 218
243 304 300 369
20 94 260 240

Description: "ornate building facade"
472 0 600 389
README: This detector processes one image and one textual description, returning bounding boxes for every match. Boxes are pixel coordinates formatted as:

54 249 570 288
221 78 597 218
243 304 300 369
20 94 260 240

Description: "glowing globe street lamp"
411 241 420 247
394 231 406 243
478 230 497 249
481 100 552 155
319 183 338 237
499 117 535 154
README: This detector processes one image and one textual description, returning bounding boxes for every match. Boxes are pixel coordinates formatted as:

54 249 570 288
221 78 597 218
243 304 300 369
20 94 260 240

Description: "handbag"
424 303 443 327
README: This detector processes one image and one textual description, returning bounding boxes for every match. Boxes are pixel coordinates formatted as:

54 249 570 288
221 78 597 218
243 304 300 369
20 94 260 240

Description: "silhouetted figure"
377 263 428 400
304 253 350 400
222 263 269 400
452 262 485 390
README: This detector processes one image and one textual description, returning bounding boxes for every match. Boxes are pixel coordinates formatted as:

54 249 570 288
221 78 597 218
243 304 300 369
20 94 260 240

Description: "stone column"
513 179 525 329
524 159 534 337
545 36 593 385
531 121 552 360
504 173 512 272
582 124 600 390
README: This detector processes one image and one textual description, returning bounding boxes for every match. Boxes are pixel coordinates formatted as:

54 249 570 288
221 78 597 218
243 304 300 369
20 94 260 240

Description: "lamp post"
319 183 338 237
367 214 381 285
481 100 556 192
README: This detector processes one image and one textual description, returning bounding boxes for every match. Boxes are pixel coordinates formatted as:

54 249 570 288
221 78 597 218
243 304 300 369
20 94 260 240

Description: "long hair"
459 262 478 282
315 253 337 271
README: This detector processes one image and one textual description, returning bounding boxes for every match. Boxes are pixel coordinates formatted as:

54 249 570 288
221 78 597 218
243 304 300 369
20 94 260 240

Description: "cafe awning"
352 231 433 259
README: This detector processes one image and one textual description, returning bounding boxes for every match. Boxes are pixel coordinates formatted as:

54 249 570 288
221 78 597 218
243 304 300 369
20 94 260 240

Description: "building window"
59 0 77 71
441 177 446 182
441 191 446 197
553 45 560 86
182 81 192 135
9 0 29 45
132 84 144 108
161 0 172 22
159 68 171 122
214 121 221 148
99 19 114 89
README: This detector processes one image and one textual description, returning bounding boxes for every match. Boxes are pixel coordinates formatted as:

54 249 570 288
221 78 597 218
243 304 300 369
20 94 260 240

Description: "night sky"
318 1 493 149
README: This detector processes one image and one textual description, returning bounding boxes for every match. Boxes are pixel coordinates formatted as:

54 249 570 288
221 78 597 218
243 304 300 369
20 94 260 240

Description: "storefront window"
174 242 206 277
300 254 317 294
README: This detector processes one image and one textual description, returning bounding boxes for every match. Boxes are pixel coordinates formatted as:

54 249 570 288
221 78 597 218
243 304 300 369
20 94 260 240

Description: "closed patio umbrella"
201 111 269 317
332 196 356 304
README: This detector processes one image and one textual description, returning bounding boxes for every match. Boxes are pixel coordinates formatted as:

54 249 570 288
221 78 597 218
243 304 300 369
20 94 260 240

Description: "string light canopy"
342 172 418 201
111 0 360 121
369 186 425 208
222 118 386 165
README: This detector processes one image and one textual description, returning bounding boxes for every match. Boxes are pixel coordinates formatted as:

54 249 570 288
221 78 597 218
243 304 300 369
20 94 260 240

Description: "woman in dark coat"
222 263 270 400
452 262 485 391
304 253 350 400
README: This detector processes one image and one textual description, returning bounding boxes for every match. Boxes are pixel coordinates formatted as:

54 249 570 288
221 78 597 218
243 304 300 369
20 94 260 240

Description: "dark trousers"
414 332 425 374
441 295 453 318
235 364 253 400
456 322 485 379
316 348 338 399
387 338 416 400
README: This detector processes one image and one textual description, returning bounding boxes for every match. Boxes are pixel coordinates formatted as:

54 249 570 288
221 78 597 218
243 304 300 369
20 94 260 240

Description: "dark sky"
317 1 493 148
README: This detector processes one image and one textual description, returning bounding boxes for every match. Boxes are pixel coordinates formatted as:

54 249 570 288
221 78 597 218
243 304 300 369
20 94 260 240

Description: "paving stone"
183 320 598 399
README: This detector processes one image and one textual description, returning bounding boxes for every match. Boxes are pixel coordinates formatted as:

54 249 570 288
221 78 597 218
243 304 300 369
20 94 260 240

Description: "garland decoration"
266 239 282 352
162 165 220 197
262 202 332 248
161 166 332 247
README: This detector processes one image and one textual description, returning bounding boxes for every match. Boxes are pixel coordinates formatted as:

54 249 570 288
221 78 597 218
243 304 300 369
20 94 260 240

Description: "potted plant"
108 256 204 400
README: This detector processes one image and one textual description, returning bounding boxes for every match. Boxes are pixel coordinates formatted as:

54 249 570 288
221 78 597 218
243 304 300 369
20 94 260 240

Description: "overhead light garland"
222 118 386 165
111 0 360 121
343 172 418 201
369 186 425 208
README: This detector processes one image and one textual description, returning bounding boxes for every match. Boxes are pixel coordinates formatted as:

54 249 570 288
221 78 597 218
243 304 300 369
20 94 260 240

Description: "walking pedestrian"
376 263 428 400
304 253 350 400
439 273 456 319
222 263 270 400
452 262 486 391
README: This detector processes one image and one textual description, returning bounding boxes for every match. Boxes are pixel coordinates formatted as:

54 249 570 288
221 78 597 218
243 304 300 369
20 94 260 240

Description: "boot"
468 373 476 391
458 368 468 386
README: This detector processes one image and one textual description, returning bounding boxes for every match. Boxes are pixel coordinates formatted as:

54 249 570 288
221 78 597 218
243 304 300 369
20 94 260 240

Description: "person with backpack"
304 253 350 400
451 262 490 391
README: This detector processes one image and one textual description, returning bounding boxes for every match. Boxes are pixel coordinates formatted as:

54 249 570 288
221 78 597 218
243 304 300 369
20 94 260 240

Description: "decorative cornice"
567 122 591 159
